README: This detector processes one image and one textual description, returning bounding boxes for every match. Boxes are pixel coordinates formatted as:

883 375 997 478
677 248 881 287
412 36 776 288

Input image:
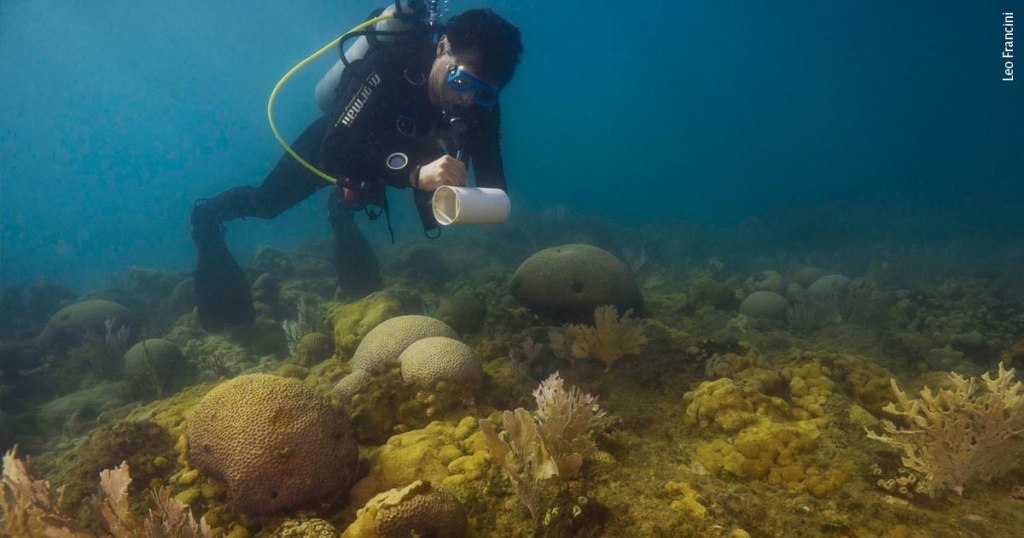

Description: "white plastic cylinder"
315 3 414 113
431 186 511 226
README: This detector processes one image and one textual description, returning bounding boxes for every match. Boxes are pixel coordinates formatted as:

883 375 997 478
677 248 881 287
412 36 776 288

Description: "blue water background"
2 0 1021 291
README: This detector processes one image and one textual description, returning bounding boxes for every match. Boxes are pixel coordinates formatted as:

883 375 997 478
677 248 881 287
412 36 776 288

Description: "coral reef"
866 364 1024 496
7 213 1024 537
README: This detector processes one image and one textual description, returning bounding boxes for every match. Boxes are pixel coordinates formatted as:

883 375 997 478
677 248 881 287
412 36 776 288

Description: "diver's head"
428 9 523 112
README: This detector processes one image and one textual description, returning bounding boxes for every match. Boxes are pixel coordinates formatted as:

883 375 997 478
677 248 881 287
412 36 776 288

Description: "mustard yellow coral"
683 378 789 433
326 292 409 359
349 418 485 508
684 361 853 498
665 481 707 518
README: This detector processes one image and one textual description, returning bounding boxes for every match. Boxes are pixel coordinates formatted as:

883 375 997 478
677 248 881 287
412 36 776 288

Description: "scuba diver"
189 2 523 331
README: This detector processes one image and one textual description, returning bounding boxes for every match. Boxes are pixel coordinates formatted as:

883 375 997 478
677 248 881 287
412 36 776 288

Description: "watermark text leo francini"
1004 12 1015 81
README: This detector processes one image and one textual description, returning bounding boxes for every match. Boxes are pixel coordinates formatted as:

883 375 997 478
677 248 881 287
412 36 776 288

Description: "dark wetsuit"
191 38 507 331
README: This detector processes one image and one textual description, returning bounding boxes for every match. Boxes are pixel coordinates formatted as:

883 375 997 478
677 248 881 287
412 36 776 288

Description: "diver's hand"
414 156 467 191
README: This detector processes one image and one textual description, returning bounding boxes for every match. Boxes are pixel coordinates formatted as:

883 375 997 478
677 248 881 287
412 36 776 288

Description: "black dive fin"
194 238 255 331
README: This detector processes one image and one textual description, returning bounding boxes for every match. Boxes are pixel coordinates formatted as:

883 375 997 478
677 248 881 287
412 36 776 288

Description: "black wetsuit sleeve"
411 105 508 233
466 104 507 192
319 47 407 186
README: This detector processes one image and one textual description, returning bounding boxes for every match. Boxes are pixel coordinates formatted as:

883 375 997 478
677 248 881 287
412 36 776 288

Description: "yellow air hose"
267 13 396 184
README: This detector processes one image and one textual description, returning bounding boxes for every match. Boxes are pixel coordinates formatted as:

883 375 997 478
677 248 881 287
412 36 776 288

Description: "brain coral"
399 337 484 388
743 270 786 295
738 291 790 320
332 369 375 401
342 480 467 538
186 373 358 516
39 299 134 345
123 338 188 397
509 244 644 322
350 315 458 373
808 274 851 297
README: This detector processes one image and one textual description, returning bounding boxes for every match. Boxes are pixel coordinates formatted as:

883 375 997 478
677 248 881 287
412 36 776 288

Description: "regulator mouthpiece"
431 186 511 225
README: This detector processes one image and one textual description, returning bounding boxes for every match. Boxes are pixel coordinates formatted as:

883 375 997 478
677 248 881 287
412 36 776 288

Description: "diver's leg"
327 187 383 300
191 117 332 331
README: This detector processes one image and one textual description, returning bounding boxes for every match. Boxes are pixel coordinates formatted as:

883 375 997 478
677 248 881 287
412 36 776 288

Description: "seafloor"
1 208 1023 537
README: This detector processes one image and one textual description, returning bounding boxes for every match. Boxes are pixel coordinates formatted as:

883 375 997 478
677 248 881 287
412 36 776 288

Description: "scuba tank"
315 1 433 114
268 0 442 186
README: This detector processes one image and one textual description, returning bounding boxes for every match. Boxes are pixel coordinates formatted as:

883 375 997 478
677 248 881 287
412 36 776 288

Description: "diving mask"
446 65 500 108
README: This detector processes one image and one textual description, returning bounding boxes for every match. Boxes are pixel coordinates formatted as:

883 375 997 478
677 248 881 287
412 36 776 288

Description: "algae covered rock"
186 373 358 516
123 338 191 397
39 299 135 345
509 244 644 322
399 337 485 388
350 315 458 373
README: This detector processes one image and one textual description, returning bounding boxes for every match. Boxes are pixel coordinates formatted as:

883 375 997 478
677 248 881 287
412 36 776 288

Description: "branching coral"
549 305 647 371
866 364 1024 496
479 373 607 520
1 447 211 537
